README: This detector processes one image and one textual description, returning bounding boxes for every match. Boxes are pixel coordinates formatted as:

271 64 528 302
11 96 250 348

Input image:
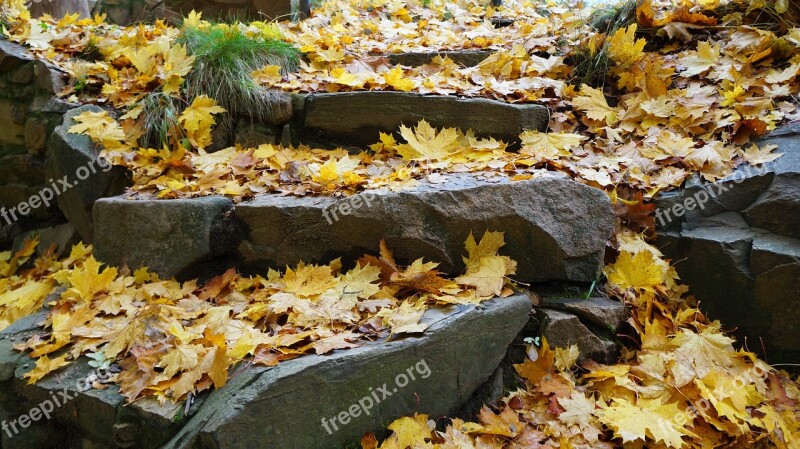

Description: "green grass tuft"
135 91 185 149
177 21 300 133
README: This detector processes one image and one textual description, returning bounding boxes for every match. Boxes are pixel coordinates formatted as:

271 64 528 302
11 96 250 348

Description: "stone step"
383 49 495 67
0 294 532 449
293 91 549 148
92 172 614 282
655 124 800 363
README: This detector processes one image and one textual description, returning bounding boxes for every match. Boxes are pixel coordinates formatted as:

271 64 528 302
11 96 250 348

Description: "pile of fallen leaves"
360 232 800 449
6 232 515 402
1 0 800 447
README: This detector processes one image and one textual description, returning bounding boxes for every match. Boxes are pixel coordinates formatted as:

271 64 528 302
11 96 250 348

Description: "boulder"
93 196 238 278
165 294 531 449
300 92 549 147
387 50 495 67
654 124 800 362
44 106 130 242
535 308 618 363
236 173 614 283
94 172 613 281
0 294 531 449
541 297 626 331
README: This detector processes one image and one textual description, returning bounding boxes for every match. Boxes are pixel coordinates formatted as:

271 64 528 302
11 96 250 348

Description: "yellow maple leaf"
383 67 417 92
68 110 129 152
397 119 461 161
24 354 70 384
383 414 432 449
520 130 586 162
572 85 618 124
679 41 720 77
608 24 647 67
598 398 695 448
66 256 118 301
179 96 226 149
604 250 664 292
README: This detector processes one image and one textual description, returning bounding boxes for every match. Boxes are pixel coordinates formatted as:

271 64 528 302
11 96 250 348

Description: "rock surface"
534 307 619 364
93 195 238 278
166 294 532 449
44 106 130 242
93 173 615 282
299 92 549 147
655 124 800 362
0 294 531 449
386 50 495 67
237 173 613 283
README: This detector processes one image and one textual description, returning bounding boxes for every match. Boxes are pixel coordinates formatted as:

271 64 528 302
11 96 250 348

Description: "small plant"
133 91 185 148
177 20 299 134
77 35 104 62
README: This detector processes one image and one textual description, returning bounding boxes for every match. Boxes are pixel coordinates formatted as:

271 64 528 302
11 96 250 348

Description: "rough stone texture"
535 308 618 363
301 92 550 147
541 297 626 330
237 173 613 283
0 308 186 449
166 294 531 449
12 222 79 256
387 50 495 67
91 173 613 281
93 196 238 278
655 124 800 362
0 295 530 449
165 0 301 22
0 39 80 247
45 106 130 242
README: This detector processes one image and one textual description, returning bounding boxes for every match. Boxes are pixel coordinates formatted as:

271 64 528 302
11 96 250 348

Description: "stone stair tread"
93 172 615 283
0 294 532 449
297 91 549 147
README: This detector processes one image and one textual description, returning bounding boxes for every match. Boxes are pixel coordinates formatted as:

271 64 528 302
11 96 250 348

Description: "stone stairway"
0 40 626 449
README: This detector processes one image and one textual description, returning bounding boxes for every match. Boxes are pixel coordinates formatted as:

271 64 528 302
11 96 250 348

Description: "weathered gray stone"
32 60 66 95
302 92 549 147
93 195 238 278
0 295 529 449
45 105 130 242
387 50 495 67
234 120 278 147
236 173 614 282
12 222 79 256
166 294 531 449
0 39 34 73
743 173 800 239
655 124 800 363
535 308 617 363
541 297 626 331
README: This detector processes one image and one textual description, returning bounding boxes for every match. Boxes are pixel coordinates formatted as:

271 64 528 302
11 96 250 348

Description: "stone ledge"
300 91 549 147
93 173 615 283
0 294 532 449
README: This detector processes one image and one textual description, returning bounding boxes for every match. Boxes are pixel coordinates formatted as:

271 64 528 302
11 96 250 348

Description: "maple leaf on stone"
68 110 130 152
375 300 429 335
179 95 226 149
397 119 462 161
519 131 586 162
455 231 515 298
23 354 70 384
